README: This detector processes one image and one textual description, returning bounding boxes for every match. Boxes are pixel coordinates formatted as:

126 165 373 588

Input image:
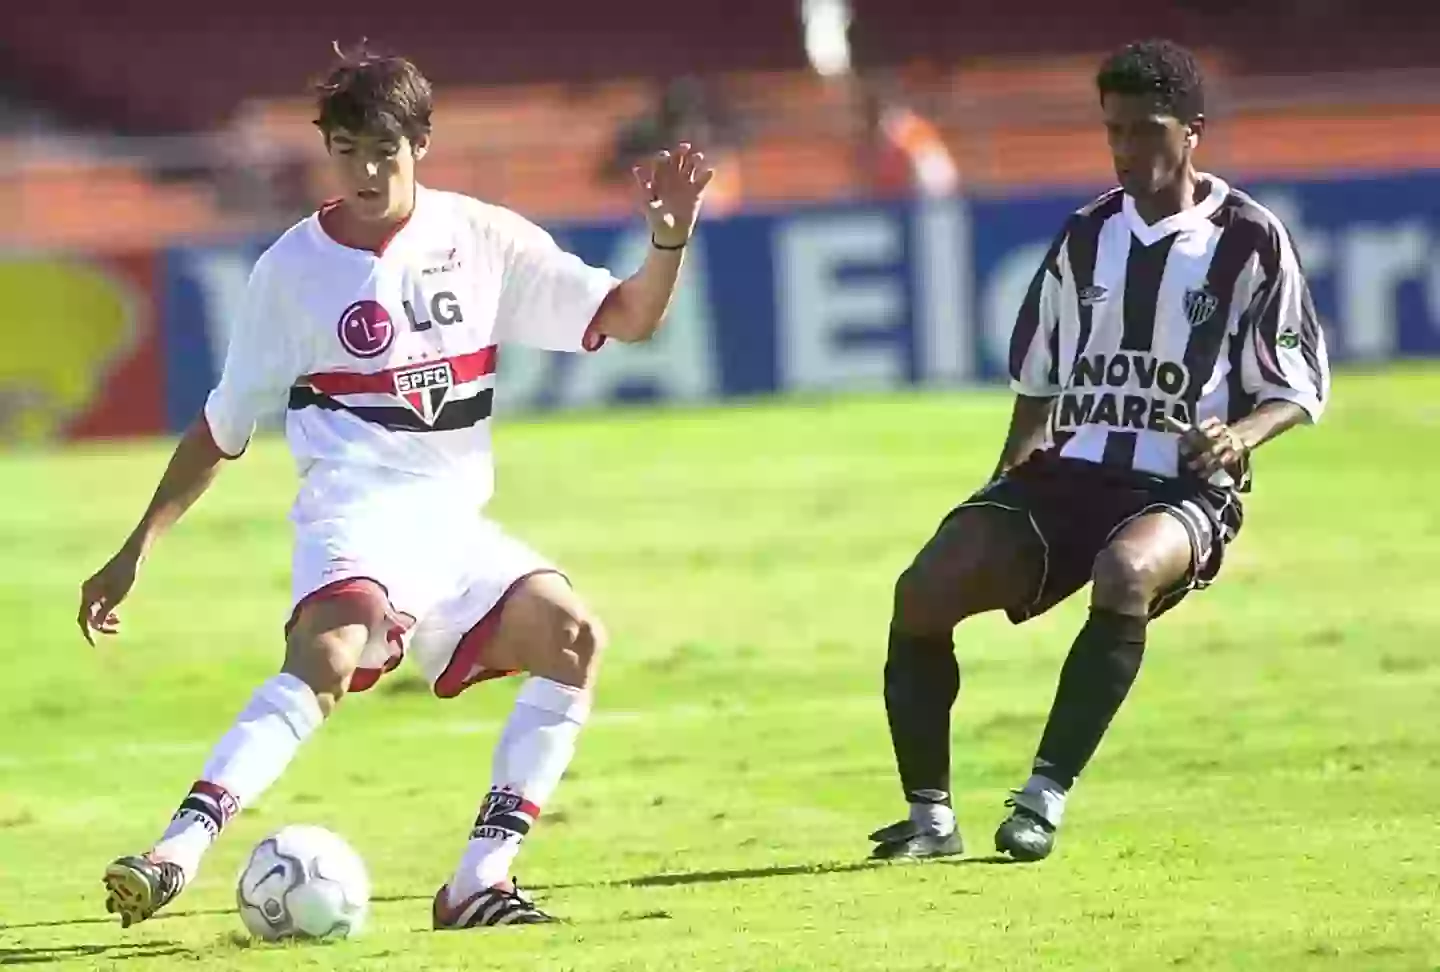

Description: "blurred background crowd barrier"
5 0 1440 444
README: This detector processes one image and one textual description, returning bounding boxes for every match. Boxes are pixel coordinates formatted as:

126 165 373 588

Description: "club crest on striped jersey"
1182 287 1219 327
393 361 455 426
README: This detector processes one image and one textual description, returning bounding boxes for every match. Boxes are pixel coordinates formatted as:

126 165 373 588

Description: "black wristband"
651 235 688 251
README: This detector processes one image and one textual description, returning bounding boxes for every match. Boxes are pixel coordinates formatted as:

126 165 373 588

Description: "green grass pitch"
1 368 1437 970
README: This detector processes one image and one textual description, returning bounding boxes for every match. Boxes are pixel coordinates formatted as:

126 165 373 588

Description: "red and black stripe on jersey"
287 346 497 433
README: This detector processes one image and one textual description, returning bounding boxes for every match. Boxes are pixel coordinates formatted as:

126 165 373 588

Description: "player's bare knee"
892 563 949 636
893 555 987 635
540 611 607 690
282 626 366 716
282 588 390 713
1091 544 1162 615
496 573 606 689
894 508 1044 635
893 538 1016 635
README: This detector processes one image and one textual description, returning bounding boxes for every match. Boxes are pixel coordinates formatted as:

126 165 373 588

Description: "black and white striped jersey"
1008 173 1330 486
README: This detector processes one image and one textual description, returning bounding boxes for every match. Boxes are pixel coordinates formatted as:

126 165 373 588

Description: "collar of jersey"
1122 172 1229 247
314 184 428 257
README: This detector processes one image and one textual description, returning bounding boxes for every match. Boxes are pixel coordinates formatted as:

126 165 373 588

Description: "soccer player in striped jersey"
870 39 1330 863
78 43 713 929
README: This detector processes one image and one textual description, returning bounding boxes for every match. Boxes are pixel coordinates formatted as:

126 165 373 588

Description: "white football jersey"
203 185 620 508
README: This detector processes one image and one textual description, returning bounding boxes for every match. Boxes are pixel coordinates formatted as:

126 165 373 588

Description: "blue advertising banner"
158 170 1440 431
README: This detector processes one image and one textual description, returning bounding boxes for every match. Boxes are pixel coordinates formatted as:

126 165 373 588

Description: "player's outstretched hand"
78 545 141 646
1164 415 1248 479
631 142 714 249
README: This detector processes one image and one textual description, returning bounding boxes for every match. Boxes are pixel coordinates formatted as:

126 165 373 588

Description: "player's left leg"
425 569 605 929
996 497 1229 861
104 587 397 926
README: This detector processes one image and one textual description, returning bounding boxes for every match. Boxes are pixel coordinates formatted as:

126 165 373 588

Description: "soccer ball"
235 824 370 941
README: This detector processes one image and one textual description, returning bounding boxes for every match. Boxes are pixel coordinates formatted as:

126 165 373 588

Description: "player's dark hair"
1095 39 1205 122
313 40 433 142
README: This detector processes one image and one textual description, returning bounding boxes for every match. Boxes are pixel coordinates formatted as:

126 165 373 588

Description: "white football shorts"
285 461 561 698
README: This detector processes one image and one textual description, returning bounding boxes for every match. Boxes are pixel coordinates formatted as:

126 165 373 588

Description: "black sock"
1032 608 1147 790
883 627 961 806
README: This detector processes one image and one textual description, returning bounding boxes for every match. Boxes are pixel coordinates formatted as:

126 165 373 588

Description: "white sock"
1017 773 1069 827
908 800 956 836
151 674 324 877
449 677 589 903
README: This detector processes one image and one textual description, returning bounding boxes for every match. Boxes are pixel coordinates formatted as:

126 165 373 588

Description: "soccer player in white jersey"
868 39 1330 863
78 45 714 929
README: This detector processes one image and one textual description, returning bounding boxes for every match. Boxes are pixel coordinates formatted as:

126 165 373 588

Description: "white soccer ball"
235 824 370 942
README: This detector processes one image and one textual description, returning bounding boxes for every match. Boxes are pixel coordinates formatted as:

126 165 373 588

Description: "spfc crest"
1182 287 1219 327
393 361 454 426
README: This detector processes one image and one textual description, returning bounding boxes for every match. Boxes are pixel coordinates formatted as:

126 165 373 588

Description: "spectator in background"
221 102 315 224
857 76 959 200
601 77 743 215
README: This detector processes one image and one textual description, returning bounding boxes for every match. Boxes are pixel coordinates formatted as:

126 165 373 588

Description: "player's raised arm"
588 143 713 343
991 221 1071 479
491 142 713 354
77 256 298 645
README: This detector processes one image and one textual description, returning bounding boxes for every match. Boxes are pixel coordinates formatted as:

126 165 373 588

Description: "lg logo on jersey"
337 300 394 358
403 291 465 332
335 291 465 358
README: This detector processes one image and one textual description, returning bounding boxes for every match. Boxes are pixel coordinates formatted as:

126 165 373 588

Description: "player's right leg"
993 482 1240 864
432 570 605 929
870 496 1047 861
103 585 389 928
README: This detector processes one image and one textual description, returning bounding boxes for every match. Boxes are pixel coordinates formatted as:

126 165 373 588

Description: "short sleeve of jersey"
1008 220 1071 397
202 252 303 457
486 206 621 354
1236 222 1331 423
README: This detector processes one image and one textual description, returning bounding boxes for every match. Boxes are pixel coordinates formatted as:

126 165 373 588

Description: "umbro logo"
1079 285 1108 307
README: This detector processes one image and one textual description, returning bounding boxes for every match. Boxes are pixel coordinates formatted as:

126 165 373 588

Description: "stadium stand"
8 1 1440 251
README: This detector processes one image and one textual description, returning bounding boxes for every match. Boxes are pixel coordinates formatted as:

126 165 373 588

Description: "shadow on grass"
518 853 1015 892
2 855 1019 937
0 905 233 932
0 942 195 966
365 854 1019 902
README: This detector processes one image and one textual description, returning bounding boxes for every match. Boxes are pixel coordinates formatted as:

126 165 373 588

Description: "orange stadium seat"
950 124 1113 193
732 136 861 207
10 52 1440 251
1214 106 1440 178
11 157 229 251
